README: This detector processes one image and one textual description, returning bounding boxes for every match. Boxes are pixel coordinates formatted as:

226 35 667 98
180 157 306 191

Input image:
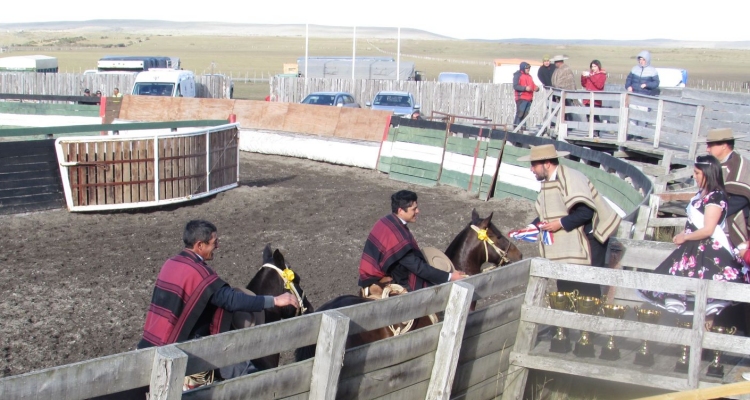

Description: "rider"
358 190 466 295
138 220 299 383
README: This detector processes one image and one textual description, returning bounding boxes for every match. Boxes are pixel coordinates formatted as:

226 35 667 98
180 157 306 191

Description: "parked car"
301 92 360 108
366 91 419 117
438 72 470 83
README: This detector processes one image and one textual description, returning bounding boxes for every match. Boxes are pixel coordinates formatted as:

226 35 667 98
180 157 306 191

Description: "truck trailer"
0 55 58 73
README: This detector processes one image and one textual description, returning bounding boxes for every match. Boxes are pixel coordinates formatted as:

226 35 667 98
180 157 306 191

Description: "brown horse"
246 244 315 370
445 208 523 275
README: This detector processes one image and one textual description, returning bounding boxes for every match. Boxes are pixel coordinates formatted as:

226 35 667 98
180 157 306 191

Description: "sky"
0 0 747 42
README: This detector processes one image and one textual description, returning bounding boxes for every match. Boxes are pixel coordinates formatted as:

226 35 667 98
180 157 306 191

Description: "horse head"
247 244 314 320
446 209 523 275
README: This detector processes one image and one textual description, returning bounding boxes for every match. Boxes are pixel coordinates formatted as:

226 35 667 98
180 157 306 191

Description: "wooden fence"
272 76 549 127
0 259 531 400
55 124 239 211
0 72 233 99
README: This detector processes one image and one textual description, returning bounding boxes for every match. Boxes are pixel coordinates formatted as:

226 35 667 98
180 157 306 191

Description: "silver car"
301 92 360 108
366 91 420 117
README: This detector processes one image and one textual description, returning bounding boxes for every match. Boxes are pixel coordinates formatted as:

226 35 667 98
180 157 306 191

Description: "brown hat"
517 144 570 162
699 128 745 143
549 55 568 62
231 287 266 329
421 247 455 273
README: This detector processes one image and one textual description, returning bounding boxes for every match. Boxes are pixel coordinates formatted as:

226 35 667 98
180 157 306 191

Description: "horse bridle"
470 224 512 271
261 263 308 316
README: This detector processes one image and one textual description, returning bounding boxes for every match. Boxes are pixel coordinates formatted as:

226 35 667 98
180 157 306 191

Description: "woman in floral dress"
639 155 748 321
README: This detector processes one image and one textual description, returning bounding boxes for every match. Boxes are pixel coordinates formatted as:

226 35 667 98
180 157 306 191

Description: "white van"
131 69 196 97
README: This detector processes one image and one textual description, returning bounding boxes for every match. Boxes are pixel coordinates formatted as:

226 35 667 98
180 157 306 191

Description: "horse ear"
479 212 494 229
262 244 273 264
273 249 286 269
471 208 480 224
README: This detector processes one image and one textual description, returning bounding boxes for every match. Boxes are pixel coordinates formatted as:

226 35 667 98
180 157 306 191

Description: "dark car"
301 92 360 108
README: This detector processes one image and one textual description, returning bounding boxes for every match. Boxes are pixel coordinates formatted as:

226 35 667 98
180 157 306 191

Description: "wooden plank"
611 238 678 269
309 311 349 400
113 141 123 204
688 105 704 160
510 352 694 392
645 194 660 239
501 271 547 400
458 321 519 364
122 141 132 203
632 381 750 400
452 347 511 396
618 93 629 143
688 280 708 388
427 281 474 400
149 345 188 400
648 217 687 228
336 352 435 399
653 99 665 148
632 204 652 240
77 142 88 206
0 348 156 399
182 359 312 400
136 139 146 202
146 139 155 201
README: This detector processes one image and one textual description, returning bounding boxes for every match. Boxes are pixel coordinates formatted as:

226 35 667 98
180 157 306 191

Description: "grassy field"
2 30 749 99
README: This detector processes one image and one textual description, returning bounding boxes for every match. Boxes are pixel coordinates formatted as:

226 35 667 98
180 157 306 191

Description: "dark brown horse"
246 244 315 370
445 209 523 275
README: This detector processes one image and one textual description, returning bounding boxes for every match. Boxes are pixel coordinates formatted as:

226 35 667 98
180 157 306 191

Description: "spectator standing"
512 62 539 128
625 50 660 96
537 55 555 88
113 88 123 98
550 55 576 91
581 60 607 136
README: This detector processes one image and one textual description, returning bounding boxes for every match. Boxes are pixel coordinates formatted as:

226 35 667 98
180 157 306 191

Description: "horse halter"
261 263 308 316
470 224 512 270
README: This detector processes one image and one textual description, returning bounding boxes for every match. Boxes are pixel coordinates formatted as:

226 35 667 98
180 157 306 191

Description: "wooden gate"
54 124 239 211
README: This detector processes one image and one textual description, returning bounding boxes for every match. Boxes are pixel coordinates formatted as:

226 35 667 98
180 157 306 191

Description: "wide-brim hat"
422 246 455 273
549 55 568 62
698 128 746 143
517 144 570 162
231 287 266 329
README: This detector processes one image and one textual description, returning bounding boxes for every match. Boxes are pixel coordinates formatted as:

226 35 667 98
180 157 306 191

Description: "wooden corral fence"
543 88 706 163
272 76 549 127
0 260 531 400
55 124 239 211
0 73 233 99
504 255 750 400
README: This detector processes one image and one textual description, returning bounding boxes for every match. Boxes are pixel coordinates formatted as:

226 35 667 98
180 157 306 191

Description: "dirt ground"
0 151 538 378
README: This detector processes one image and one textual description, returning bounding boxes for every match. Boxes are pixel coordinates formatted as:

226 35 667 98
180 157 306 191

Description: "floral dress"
639 190 748 315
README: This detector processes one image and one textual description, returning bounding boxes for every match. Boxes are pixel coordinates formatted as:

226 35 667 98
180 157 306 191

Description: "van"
438 72 470 83
131 69 196 97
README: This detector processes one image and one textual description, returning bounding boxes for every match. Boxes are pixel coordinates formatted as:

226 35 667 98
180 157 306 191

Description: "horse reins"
470 224 512 271
261 263 308 316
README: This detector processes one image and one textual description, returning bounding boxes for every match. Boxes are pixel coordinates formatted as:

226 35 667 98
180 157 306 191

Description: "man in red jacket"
513 62 539 129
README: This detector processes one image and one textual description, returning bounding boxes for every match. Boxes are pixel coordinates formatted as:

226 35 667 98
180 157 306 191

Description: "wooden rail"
0 260 532 399
54 124 239 211
503 258 750 400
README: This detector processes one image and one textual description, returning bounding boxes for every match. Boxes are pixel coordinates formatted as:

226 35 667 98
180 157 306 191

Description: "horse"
444 208 523 276
244 244 315 370
295 209 522 361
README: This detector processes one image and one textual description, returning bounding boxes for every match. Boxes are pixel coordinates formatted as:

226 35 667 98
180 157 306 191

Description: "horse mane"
444 223 472 259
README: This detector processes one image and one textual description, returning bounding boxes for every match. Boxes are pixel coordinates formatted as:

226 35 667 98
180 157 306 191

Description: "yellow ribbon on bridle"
262 263 308 315
470 225 512 270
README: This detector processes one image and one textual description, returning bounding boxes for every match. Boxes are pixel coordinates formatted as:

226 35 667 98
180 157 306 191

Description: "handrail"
0 119 230 137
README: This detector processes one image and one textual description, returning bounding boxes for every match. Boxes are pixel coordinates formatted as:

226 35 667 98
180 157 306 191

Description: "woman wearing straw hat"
511 144 621 297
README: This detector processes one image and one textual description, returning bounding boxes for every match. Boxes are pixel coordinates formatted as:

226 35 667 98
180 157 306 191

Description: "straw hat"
517 144 570 162
422 247 455 273
549 55 568 62
231 287 266 329
698 128 745 143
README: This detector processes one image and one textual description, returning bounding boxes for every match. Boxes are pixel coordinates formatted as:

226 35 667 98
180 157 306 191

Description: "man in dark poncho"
359 190 466 293
138 220 299 384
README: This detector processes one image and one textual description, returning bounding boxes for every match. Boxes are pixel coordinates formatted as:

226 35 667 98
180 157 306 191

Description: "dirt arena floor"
0 151 539 378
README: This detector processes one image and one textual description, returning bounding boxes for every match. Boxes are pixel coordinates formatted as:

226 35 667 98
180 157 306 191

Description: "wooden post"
149 345 188 400
557 91 567 139
688 105 704 160
653 99 664 148
644 194 660 240
588 92 595 138
503 272 547 400
558 123 568 142
425 281 474 400
687 280 708 389
632 204 652 240
617 92 629 144
309 311 350 400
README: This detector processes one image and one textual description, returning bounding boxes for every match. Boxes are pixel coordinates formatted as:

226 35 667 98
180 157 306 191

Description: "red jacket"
581 71 607 107
514 72 537 102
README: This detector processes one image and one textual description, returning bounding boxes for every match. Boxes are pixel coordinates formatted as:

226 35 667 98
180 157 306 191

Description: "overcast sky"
0 0 745 42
